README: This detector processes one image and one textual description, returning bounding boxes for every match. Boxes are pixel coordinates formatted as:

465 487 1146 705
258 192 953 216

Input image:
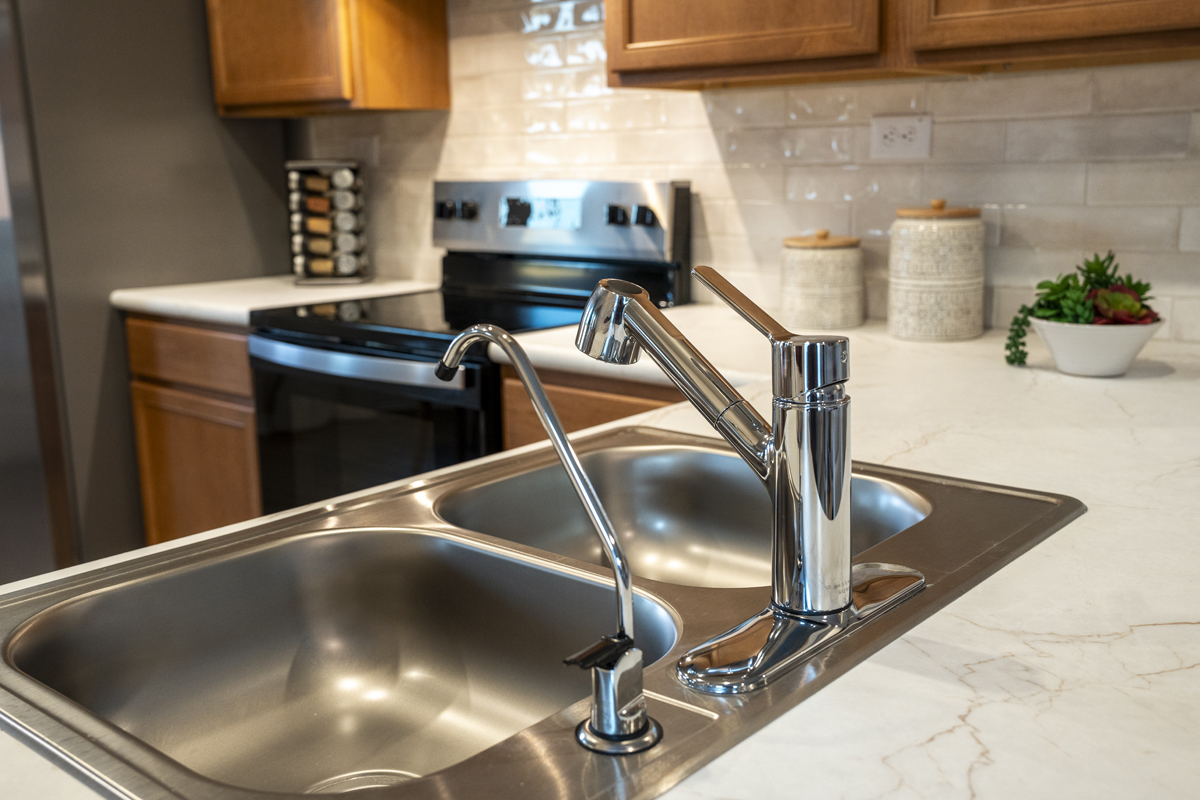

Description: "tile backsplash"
289 0 1200 341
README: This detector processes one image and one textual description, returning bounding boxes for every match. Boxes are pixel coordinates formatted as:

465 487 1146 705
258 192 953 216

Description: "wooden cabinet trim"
126 316 253 399
607 0 879 72
909 0 1200 51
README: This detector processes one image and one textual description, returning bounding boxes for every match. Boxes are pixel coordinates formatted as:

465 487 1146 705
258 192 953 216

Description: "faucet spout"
438 324 661 752
576 279 772 479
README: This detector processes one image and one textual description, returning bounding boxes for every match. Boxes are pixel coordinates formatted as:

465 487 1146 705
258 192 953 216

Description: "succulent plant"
1004 251 1161 366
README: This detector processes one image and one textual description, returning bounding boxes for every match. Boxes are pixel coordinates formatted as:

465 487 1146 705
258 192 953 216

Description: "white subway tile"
1001 206 1179 250
1182 207 1200 252
663 92 709 128
729 201 851 239
1191 113 1200 156
925 163 1086 205
524 133 616 165
786 127 855 163
1087 162 1200 206
525 36 565 68
1173 296 1200 341
787 82 924 125
566 30 606 65
566 95 666 131
615 129 722 164
1149 295 1173 339
930 121 1006 163
704 88 787 128
1106 252 1200 295
785 165 922 204
851 201 900 239
985 248 1086 286
1093 61 1200 113
926 72 1091 121
683 165 784 202
988 286 1037 329
1006 114 1191 162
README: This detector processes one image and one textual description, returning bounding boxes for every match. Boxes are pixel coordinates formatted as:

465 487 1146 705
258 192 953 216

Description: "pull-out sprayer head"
575 279 647 365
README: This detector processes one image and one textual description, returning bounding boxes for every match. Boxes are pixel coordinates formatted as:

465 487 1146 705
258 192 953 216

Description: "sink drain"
305 769 420 794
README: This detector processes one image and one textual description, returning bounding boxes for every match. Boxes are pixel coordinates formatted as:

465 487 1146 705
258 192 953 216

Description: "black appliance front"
251 341 499 515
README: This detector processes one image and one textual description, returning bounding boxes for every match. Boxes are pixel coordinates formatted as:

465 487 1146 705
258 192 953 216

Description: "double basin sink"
0 427 1084 799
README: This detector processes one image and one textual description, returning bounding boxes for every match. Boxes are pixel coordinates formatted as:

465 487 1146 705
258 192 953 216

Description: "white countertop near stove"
109 275 439 326
3 312 1199 799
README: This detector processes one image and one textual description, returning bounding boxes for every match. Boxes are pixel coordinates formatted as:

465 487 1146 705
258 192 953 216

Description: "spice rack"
286 159 369 284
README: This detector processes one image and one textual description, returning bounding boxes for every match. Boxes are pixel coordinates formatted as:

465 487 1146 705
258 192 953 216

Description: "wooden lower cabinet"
125 315 262 546
502 366 684 450
131 381 262 545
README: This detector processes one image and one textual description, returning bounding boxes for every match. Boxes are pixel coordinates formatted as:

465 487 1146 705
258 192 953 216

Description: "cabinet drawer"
126 317 252 398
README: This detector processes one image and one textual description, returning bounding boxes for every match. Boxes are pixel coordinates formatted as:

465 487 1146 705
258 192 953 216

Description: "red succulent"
1087 285 1159 325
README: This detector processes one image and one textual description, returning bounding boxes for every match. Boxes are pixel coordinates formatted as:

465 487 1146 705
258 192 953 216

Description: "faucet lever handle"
693 265 793 342
564 634 634 671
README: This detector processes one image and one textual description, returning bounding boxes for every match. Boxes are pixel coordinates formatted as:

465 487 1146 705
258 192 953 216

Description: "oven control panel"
432 180 689 263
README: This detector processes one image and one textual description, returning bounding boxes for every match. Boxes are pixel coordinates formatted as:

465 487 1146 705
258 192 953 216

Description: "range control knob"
434 199 457 220
606 204 630 226
632 205 657 227
458 200 479 220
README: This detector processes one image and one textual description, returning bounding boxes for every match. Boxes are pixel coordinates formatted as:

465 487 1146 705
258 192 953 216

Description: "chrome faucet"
438 324 662 754
576 267 924 694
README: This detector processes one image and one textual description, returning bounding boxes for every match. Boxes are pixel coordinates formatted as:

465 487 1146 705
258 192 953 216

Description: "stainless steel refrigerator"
0 0 287 583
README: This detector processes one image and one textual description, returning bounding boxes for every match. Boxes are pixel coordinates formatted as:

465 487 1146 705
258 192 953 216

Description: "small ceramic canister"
781 230 864 330
887 199 984 341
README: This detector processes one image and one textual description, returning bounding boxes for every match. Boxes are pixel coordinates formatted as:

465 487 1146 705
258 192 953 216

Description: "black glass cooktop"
250 290 586 359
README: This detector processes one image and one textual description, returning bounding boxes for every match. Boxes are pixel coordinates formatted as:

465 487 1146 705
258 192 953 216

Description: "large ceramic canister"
781 230 864 330
887 199 985 341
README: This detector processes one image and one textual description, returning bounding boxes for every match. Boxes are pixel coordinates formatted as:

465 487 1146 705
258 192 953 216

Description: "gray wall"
17 0 287 559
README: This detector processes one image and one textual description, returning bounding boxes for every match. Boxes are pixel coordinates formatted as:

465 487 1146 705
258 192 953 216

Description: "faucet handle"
694 265 793 342
694 266 848 395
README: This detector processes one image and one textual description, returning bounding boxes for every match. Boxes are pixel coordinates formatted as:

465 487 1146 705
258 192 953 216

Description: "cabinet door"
909 0 1200 51
131 381 262 545
607 0 880 74
206 0 353 107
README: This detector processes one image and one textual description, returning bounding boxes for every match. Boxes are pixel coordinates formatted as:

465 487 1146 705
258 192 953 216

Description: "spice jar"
780 230 864 330
887 199 984 341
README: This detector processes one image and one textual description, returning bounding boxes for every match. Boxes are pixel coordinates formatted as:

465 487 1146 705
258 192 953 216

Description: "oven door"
249 335 500 514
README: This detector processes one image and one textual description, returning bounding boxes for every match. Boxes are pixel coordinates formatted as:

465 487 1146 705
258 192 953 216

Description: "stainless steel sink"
437 446 931 588
0 426 1084 800
9 530 678 795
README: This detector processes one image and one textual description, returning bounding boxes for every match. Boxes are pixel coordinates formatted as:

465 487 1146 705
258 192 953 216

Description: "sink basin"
0 426 1083 800
437 445 931 588
7 529 677 795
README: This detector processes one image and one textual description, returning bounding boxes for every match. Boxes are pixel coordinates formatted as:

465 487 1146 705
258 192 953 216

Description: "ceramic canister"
781 230 864 330
887 199 985 341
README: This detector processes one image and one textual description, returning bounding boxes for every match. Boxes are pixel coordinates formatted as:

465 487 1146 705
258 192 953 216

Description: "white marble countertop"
109 275 438 326
4 314 1199 799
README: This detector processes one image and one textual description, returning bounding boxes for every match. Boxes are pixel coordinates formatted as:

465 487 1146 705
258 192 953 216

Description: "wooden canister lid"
895 199 980 219
783 229 860 248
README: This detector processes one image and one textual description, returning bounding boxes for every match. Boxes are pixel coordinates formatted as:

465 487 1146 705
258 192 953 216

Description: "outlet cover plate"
869 115 932 160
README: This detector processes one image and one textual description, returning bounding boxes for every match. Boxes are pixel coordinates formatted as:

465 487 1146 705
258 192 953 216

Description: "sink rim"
0 425 1086 800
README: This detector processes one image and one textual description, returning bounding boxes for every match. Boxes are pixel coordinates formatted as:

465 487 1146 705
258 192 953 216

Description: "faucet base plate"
676 563 924 695
576 717 663 755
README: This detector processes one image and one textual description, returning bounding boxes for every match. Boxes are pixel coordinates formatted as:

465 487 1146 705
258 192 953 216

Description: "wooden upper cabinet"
205 0 449 116
607 0 880 74
909 0 1200 51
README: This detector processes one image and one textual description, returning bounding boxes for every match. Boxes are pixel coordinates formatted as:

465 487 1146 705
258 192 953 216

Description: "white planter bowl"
1030 318 1162 377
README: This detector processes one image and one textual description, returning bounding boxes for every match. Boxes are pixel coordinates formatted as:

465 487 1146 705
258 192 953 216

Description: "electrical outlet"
869 115 932 160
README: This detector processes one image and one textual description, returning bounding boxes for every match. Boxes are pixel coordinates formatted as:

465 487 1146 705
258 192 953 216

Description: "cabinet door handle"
248 335 466 391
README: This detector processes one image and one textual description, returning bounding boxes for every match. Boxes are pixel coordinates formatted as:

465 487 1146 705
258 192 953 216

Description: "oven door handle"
248 335 467 391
